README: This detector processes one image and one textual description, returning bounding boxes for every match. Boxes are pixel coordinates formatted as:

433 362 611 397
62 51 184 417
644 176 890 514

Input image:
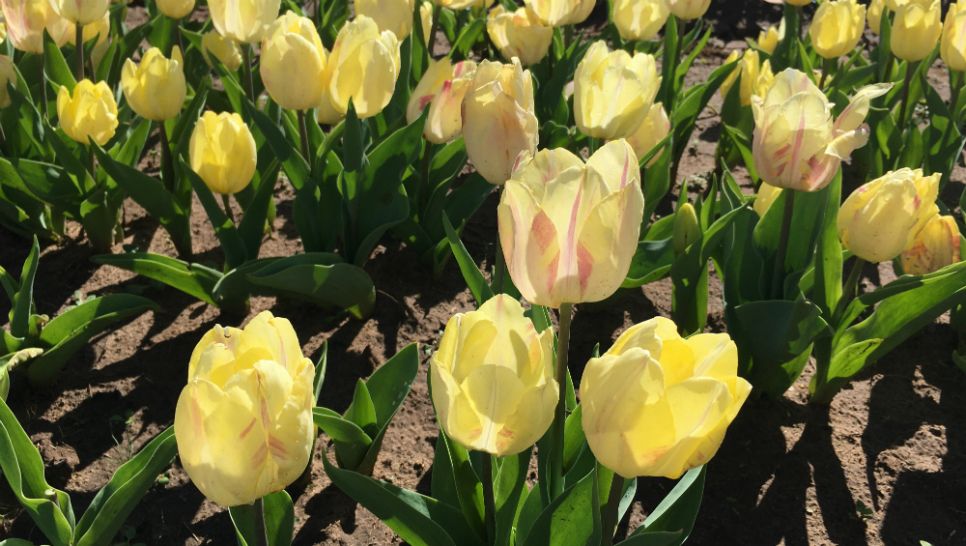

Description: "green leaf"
443 214 493 306
313 407 373 446
640 466 706 540
229 491 294 546
92 253 221 305
181 160 248 268
520 467 601 546
44 32 75 92
618 531 684 546
430 432 485 536
493 449 531 546
244 254 376 319
10 236 39 340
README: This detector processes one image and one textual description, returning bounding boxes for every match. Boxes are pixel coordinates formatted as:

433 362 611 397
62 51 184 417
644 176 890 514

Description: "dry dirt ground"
2 3 966 546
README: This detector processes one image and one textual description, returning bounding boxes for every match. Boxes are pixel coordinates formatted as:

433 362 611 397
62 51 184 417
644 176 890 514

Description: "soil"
2 3 966 546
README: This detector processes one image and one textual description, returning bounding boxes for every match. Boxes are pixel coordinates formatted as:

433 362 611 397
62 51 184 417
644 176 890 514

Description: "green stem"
253 497 269 546
771 190 795 299
243 44 255 103
298 109 311 161
897 61 918 135
75 22 85 80
494 234 505 294
482 452 495 542
39 57 48 118
600 475 625 546
818 57 836 90
831 256 865 325
950 70 962 123
222 193 235 224
158 121 174 194
551 303 575 498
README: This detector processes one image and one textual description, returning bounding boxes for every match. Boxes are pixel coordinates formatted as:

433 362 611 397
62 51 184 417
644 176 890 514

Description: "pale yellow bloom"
208 0 280 43
942 0 966 72
666 0 710 20
57 79 118 145
612 0 670 41
201 31 243 71
753 182 782 217
405 57 477 143
808 0 866 59
121 47 186 121
524 0 595 26
157 0 194 18
1 0 70 53
625 102 670 166
356 0 419 40
486 5 553 66
49 0 109 25
868 0 885 35
432 0 493 9
891 0 941 62
189 111 258 195
901 214 962 275
260 12 327 111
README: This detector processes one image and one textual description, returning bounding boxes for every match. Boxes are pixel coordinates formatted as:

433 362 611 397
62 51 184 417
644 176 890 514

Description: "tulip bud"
721 50 775 107
433 0 494 9
673 202 701 255
575 40 661 140
121 47 186 121
49 0 108 25
808 0 865 60
612 0 670 42
498 140 645 308
666 0 711 21
356 0 417 40
0 55 16 108
208 0 280 44
580 317 752 479
157 0 194 19
753 182 782 217
524 0 595 27
430 295 558 456
260 13 327 111
891 0 941 62
868 0 885 35
901 214 962 275
420 1 433 44
316 16 400 124
757 22 782 55
486 5 553 66
406 57 477 143
838 168 940 263
942 0 966 72
57 79 118 145
462 58 539 184
1 0 71 53
625 102 670 166
174 312 315 507
201 31 243 71
752 69 891 192
189 112 258 195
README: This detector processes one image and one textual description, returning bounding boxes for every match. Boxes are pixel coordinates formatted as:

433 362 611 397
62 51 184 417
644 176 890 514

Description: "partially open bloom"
626 102 670 165
57 79 118 145
0 56 16 108
356 0 417 40
891 0 941 62
430 295 558 456
720 49 775 106
581 317 752 479
613 0 670 41
901 214 962 275
752 69 891 192
1 0 70 53
406 57 477 143
49 0 108 25
524 0 594 27
189 112 258 195
838 169 940 263
201 31 243 71
574 40 660 140
121 47 186 121
498 140 644 308
462 58 539 184
758 22 782 54
666 0 710 20
175 312 315 507
157 0 195 19
316 16 400 123
486 5 553 66
260 12 327 111
808 0 866 60
942 0 966 72
868 0 885 35
208 0 280 43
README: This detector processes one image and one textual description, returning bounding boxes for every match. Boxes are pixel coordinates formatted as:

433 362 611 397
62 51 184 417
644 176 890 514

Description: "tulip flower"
189 112 258 195
316 16 400 124
720 50 775 107
625 102 670 166
942 0 966 72
121 47 186 121
57 79 118 145
174 312 315 508
764 0 811 5
808 0 866 60
901 215 962 275
673 203 700 254
0 22 5 44
420 1 433 44
580 317 752 479
757 23 783 55
0 55 15 108
432 0 493 9
406 57 477 143
753 182 782 217
498 140 645 308
666 0 711 20
486 5 553 66
462 58 539 185
208 0 280 43
260 12 327 111
356 0 418 40
64 12 110 69
574 41 661 140
752 69 891 192
430 294 558 456
157 0 194 19
838 168 940 263
891 0 941 62
868 0 885 35
49 0 108 25
201 31 243 71
1 0 70 53
524 0 595 27
612 0 670 42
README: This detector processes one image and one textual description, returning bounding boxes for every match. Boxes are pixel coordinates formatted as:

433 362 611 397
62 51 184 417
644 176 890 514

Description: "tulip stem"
551 302 575 498
222 194 235 224
832 256 865 325
950 70 962 124
39 59 48 119
601 475 625 546
75 22 85 81
481 452 495 541
298 110 311 161
818 58 836 90
243 45 255 103
494 235 505 294
897 61 919 135
253 497 269 546
158 121 175 194
771 190 795 299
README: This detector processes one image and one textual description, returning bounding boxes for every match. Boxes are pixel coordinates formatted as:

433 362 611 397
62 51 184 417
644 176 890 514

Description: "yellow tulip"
901 214 962 275
432 0 493 9
720 50 775 107
574 40 661 140
121 47 186 121
837 168 940 263
201 31 243 71
580 317 752 479
316 16 400 124
189 112 258 195
430 294 558 456
420 1 433 44
0 22 5 45
49 0 108 25
174 311 315 507
157 0 194 19
462 58 539 184
765 0 811 6
57 79 118 145
942 0 966 72
486 5 553 66
753 182 782 217
64 12 110 68
260 12 327 111
808 0 865 60
208 0 280 44
356 0 417 40
0 55 15 108
406 57 477 143
625 102 670 166
868 0 885 35
524 0 595 27
891 0 941 62
757 22 782 54
498 140 645 308
887 0 933 9
612 0 670 41
752 69 891 191
666 0 710 20
1 0 70 53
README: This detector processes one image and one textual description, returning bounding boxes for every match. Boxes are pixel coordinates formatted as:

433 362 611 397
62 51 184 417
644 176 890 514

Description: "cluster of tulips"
2 0 966 544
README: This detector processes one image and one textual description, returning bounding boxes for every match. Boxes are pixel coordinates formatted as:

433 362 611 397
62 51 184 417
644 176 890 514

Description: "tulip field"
3 0 966 544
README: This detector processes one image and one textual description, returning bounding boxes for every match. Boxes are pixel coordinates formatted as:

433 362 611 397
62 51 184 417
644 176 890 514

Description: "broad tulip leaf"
93 253 221 306
313 408 373 446
638 466 706 540
9 236 39 340
618 531 685 546
449 17 485 61
0 540 37 546
107 117 151 166
519 468 601 546
562 405 586 475
182 159 249 268
671 60 737 164
624 241 674 288
430 431 485 536
229 491 294 546
493 448 531 546
443 214 493 306
245 256 376 319
43 32 75 92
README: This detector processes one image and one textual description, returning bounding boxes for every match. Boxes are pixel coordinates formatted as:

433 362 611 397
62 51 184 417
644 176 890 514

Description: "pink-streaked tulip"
901 214 962 275
1 0 70 53
406 57 477 143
